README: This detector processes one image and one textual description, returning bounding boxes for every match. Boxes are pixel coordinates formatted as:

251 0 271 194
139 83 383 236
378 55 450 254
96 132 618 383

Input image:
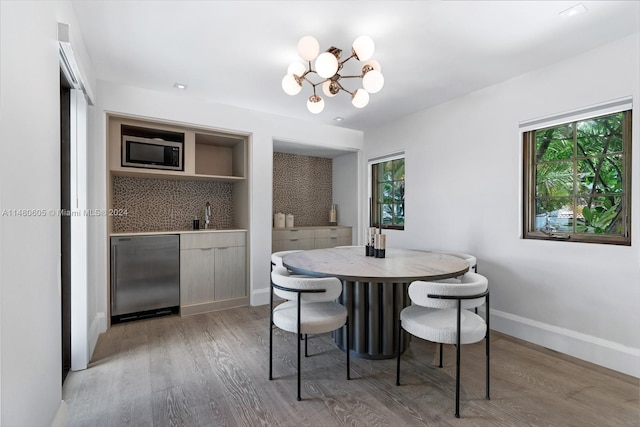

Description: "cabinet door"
214 246 246 300
180 248 215 305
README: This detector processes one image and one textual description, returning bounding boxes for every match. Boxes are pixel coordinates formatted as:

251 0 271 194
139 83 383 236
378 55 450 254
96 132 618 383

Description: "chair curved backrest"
432 250 477 272
271 266 342 302
271 250 303 269
408 272 487 310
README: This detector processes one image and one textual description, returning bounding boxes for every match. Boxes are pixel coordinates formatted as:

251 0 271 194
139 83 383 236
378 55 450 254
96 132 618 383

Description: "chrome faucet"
204 202 212 229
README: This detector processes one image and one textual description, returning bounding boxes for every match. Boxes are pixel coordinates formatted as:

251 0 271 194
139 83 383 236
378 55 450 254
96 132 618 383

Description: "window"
370 155 405 230
522 103 631 245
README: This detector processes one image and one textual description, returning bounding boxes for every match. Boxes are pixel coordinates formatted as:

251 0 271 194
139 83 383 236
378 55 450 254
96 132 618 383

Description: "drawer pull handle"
200 247 214 251
290 239 299 242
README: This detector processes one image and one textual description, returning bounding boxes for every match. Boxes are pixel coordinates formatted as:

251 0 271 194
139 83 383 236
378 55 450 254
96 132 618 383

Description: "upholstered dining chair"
269 266 350 401
396 272 490 418
432 250 477 273
271 249 303 270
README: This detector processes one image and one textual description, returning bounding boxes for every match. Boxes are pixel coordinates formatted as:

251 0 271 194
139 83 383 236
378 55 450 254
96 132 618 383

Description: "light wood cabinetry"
108 115 247 182
180 231 247 316
105 113 251 320
315 227 352 249
272 228 315 252
272 226 352 252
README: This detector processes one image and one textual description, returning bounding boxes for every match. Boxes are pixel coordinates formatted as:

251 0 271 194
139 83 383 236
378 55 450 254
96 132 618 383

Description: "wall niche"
272 152 332 227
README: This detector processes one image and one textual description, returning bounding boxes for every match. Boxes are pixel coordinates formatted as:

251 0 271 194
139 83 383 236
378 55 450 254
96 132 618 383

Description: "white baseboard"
49 400 68 427
251 288 271 306
89 312 106 361
488 308 640 378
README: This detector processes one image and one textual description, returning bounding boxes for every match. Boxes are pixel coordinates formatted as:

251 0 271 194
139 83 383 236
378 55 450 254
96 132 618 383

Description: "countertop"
272 225 351 230
110 229 247 237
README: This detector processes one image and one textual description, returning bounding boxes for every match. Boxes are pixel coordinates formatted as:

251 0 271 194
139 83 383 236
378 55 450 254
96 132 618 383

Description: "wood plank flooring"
63 305 639 426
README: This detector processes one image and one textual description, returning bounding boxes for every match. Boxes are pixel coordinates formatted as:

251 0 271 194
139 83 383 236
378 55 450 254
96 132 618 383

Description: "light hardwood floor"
63 305 639 426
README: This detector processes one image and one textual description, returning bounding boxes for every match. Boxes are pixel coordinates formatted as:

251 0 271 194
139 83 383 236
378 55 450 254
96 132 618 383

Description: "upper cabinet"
108 115 247 182
193 132 246 180
107 114 251 234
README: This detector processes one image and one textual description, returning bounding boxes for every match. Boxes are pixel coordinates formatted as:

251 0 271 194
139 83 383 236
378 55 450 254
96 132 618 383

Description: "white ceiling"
71 1 640 132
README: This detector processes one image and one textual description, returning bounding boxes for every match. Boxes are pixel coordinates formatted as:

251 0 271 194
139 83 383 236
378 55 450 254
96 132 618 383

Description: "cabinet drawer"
315 227 352 238
272 238 316 252
181 232 245 250
272 229 315 240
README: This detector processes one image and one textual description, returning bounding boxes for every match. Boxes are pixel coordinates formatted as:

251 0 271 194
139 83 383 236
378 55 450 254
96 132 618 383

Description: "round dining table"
282 246 469 359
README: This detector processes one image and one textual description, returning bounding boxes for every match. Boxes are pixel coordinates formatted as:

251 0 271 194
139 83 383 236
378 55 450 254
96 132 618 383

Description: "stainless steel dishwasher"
110 234 180 322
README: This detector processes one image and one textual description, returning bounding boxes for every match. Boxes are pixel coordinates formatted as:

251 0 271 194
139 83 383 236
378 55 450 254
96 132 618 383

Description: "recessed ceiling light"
559 3 587 18
173 83 187 90
333 117 344 122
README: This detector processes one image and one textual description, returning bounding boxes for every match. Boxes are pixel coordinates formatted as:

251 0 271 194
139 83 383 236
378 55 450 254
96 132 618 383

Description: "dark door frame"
60 70 72 384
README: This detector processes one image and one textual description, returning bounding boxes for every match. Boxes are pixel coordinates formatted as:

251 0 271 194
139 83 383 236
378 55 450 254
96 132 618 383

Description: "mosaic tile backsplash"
112 176 234 232
273 152 332 227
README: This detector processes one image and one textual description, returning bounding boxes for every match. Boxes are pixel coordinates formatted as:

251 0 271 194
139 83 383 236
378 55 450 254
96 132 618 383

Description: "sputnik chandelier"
282 35 384 114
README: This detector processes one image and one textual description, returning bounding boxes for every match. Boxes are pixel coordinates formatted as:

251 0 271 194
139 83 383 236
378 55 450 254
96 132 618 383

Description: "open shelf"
194 132 246 178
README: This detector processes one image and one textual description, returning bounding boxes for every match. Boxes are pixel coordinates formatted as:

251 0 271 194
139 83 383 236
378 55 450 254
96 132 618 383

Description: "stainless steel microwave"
122 135 183 171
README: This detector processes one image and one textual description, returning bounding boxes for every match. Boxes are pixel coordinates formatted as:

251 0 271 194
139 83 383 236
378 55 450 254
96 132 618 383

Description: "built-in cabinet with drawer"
272 226 352 252
180 231 247 316
106 114 251 321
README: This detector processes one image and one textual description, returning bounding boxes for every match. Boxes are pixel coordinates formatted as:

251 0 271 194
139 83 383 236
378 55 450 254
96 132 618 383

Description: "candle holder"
375 233 386 258
367 227 377 257
329 204 337 226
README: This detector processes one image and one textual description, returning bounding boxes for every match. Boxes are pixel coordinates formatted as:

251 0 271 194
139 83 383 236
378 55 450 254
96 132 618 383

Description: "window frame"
369 152 405 230
521 99 632 246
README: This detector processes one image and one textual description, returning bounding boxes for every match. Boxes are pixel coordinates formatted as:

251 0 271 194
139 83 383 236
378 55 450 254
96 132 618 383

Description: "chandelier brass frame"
282 35 384 114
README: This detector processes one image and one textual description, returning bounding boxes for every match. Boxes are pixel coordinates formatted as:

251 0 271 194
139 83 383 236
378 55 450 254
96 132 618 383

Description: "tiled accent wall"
112 176 234 232
273 152 332 227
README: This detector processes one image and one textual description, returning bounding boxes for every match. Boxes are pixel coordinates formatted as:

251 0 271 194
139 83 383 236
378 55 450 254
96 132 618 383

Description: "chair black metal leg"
297 332 301 401
297 298 302 401
455 300 461 418
304 334 308 357
439 343 443 368
486 293 491 400
269 287 274 381
346 316 350 380
396 319 402 385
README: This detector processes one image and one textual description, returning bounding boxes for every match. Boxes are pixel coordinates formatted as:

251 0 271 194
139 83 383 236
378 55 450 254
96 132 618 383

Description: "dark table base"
333 280 411 359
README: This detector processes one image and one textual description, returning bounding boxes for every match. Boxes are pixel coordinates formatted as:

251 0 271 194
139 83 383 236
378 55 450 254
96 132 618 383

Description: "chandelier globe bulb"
298 36 320 62
315 52 339 78
281 74 302 95
322 80 339 97
363 59 381 72
307 95 325 113
351 88 370 108
287 62 306 77
352 36 375 61
362 70 384 93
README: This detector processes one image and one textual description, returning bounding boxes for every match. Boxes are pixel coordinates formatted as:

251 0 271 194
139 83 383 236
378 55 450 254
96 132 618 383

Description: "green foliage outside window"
372 157 404 229
524 110 631 245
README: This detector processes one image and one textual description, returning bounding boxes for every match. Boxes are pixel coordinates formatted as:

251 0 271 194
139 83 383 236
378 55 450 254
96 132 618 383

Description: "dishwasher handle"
110 244 117 312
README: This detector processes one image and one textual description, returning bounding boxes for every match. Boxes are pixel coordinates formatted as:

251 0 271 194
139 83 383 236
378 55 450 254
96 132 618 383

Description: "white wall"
364 34 640 377
333 151 361 243
0 1 96 425
93 81 364 319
